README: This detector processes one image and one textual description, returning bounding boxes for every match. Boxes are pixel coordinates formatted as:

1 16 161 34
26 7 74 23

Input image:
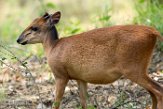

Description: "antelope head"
17 11 61 45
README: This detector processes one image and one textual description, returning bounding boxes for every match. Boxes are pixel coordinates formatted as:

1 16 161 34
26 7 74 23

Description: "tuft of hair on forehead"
43 12 50 20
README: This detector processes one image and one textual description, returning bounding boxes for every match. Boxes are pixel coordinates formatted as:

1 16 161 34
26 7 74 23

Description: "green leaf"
53 102 59 107
1 57 6 61
23 62 28 65
46 2 56 9
11 57 16 60
99 15 111 21
71 28 80 34
139 0 145 3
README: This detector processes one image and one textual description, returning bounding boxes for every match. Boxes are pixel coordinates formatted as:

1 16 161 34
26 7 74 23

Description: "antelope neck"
42 26 59 56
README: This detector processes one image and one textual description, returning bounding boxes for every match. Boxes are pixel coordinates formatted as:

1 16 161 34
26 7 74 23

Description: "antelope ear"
43 12 50 20
50 11 61 24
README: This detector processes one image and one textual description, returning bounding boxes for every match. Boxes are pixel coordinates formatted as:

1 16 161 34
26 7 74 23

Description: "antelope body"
17 11 163 109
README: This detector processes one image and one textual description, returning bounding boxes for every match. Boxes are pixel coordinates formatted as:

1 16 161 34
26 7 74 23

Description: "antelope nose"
17 38 21 43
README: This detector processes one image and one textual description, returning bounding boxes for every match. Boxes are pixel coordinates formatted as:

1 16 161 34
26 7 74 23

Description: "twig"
94 96 100 109
0 59 18 73
0 42 43 109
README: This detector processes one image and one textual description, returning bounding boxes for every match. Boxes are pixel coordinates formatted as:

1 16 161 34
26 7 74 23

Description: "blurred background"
0 0 163 57
0 0 163 109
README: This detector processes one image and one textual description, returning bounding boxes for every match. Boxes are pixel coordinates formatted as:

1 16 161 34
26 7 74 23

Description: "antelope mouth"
17 37 28 45
20 40 28 45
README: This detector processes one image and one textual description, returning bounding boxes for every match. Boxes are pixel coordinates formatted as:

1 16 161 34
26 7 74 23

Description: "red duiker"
17 11 163 109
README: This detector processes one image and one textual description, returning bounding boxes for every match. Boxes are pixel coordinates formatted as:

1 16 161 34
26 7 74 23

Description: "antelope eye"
31 26 39 31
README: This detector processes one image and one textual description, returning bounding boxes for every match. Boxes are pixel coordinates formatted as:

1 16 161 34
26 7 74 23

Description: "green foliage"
91 4 112 28
53 101 60 107
59 18 84 36
124 103 140 109
77 105 96 109
46 2 56 9
133 0 163 50
0 17 23 44
134 0 163 31
0 89 6 102
113 91 128 108
88 105 96 109
38 0 57 15
0 1 111 58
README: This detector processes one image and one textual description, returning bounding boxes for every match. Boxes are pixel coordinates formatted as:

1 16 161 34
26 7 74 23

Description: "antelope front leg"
148 90 157 109
53 78 68 109
157 97 163 109
77 80 88 109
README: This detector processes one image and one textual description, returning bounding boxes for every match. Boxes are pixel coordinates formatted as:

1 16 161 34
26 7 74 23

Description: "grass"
133 0 163 51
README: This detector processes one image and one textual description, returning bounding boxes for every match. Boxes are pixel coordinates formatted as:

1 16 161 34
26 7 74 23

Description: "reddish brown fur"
17 12 163 109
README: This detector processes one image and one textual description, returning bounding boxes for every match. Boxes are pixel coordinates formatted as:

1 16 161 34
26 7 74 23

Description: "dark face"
17 11 61 45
